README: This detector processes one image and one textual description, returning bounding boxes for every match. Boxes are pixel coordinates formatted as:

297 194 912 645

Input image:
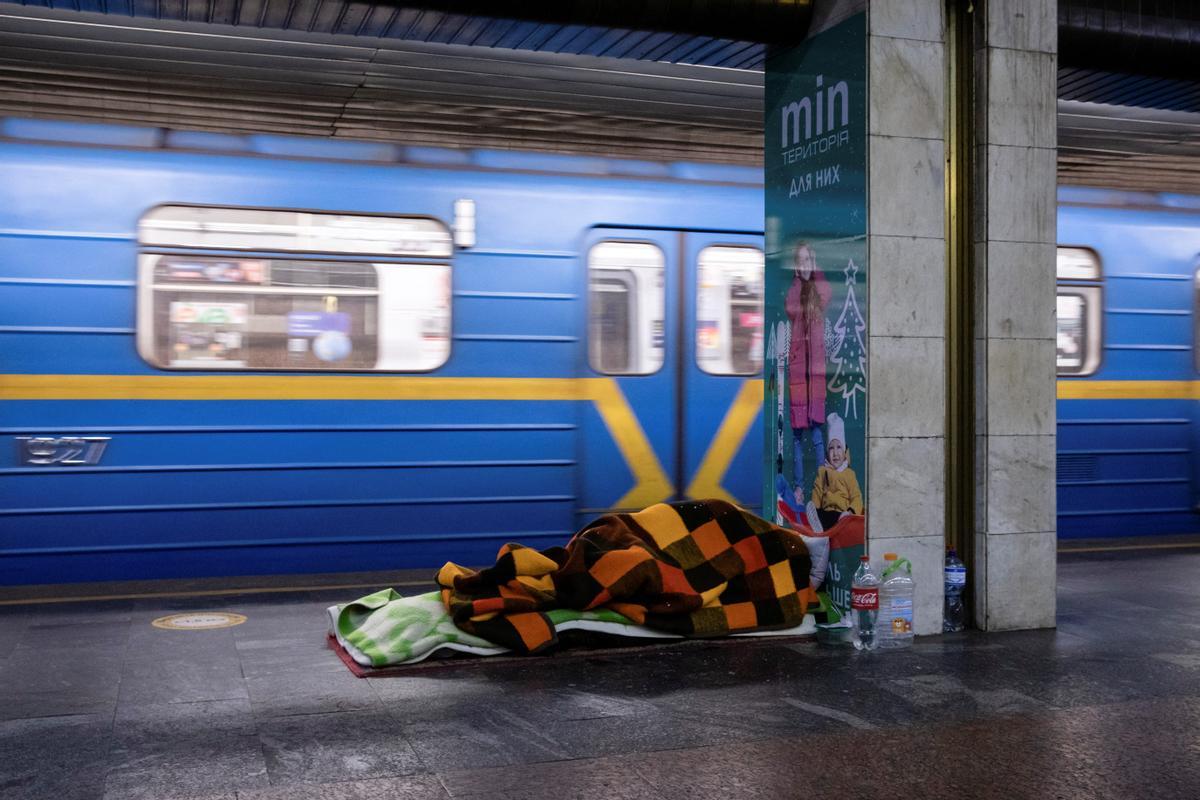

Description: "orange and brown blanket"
437 499 835 653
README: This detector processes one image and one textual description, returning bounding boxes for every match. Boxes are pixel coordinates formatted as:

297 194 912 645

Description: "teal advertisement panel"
764 14 868 617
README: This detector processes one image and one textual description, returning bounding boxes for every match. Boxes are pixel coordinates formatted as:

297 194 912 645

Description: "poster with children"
764 13 867 624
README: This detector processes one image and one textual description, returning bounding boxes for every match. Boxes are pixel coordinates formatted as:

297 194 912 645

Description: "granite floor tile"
0 616 29 658
544 710 780 760
0 687 119 722
642 685 847 738
369 672 530 722
245 667 379 718
775 680 930 729
105 705 263 799
882 671 1046 720
121 636 242 662
0 713 112 800
117 658 249 706
2 652 120 696
228 601 335 640
103 727 268 800
14 619 132 652
401 713 574 771
125 625 242 657
236 775 449 800
440 756 666 799
0 605 32 623
624 739 824 799
236 636 347 679
1014 653 1200 709
113 699 258 741
9 602 135 626
130 596 254 615
625 697 1200 799
105 792 234 800
256 709 424 785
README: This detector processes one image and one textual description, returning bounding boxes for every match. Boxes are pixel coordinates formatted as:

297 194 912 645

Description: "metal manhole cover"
151 612 246 630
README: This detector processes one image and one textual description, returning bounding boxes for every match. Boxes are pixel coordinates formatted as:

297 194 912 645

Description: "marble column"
972 0 1058 630
864 0 948 635
801 0 1057 633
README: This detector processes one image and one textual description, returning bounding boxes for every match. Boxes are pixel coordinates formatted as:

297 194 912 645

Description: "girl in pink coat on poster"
786 241 832 506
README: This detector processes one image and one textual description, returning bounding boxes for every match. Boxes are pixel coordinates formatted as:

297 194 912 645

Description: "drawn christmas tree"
827 258 867 419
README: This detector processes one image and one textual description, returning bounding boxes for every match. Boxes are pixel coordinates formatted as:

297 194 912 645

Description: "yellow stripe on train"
1057 380 1200 400
0 374 761 510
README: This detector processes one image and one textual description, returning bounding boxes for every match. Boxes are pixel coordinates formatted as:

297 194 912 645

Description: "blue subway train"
1 118 1197 586
1057 187 1200 540
0 117 768 586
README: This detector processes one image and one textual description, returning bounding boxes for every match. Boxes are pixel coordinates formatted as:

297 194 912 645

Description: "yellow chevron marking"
1057 380 1198 400
686 379 763 503
585 378 673 508
0 374 672 508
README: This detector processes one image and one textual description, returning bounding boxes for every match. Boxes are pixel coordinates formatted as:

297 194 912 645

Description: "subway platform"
2 545 1198 800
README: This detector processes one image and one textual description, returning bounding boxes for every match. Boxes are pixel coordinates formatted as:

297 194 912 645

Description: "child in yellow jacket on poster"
804 412 864 533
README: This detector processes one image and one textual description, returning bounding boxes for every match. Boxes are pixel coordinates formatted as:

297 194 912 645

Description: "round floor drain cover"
151 612 246 630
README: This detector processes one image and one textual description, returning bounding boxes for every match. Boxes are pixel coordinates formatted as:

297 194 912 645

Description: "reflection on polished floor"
1 547 1198 800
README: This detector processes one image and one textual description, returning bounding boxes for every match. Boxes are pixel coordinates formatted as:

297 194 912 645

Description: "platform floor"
2 546 1199 800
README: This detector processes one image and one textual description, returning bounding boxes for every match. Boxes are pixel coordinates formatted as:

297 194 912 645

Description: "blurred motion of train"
2 117 1198 586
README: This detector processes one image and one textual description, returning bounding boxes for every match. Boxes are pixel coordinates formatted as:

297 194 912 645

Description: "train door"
683 233 765 513
579 227 764 524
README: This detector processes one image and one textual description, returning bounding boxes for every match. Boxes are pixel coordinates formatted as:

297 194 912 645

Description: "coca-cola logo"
851 588 878 610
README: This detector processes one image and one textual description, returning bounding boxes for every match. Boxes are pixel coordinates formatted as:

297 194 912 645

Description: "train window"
1057 247 1101 281
137 206 452 371
1195 267 1200 374
587 241 665 375
1056 289 1103 376
1056 244 1102 376
696 246 764 376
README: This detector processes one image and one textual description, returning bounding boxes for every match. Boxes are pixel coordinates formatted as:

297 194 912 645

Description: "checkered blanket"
437 499 824 653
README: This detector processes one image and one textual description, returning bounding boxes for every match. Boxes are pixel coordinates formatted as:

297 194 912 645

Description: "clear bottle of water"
943 548 966 632
877 553 915 649
851 554 879 651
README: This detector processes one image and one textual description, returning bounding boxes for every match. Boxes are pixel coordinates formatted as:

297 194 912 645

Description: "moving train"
1057 188 1200 540
1 117 1197 586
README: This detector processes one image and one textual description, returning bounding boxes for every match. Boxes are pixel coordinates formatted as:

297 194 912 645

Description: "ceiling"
1 4 1200 192
1057 101 1200 193
0 7 764 162
0 0 803 69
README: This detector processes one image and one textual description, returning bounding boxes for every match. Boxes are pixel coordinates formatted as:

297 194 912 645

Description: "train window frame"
1056 247 1102 281
694 244 764 377
135 204 454 373
1056 246 1103 377
586 240 666 376
1194 261 1200 374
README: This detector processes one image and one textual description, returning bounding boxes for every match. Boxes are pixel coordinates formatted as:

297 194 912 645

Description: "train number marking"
17 436 111 466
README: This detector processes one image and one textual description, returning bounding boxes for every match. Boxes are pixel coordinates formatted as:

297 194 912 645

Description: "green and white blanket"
328 589 820 668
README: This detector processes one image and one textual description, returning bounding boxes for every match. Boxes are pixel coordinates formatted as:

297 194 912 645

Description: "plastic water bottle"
943 548 966 632
851 554 879 651
877 553 915 649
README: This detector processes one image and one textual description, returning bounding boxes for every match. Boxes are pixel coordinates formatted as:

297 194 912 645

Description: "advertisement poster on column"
764 13 867 626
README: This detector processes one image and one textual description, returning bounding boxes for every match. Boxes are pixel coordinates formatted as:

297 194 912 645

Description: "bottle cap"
883 552 897 560
859 554 870 562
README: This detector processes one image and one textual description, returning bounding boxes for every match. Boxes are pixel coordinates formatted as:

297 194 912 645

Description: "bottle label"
886 598 913 634
945 566 966 587
851 587 878 611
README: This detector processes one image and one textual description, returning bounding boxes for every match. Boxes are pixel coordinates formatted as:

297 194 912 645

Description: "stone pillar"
865 0 948 635
972 0 1058 630
782 0 1058 634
